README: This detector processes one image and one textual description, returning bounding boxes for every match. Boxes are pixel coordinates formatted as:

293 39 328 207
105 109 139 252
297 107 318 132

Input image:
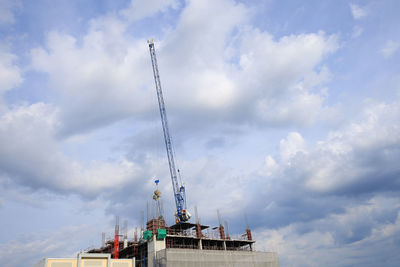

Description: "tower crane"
148 39 191 223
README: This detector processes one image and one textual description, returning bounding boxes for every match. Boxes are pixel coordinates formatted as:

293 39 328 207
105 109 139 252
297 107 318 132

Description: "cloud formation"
381 40 400 58
350 3 368 20
30 0 338 139
120 0 179 22
0 103 144 198
0 47 22 108
1 1 400 266
0 224 103 267
30 24 154 136
257 196 400 267
245 101 400 237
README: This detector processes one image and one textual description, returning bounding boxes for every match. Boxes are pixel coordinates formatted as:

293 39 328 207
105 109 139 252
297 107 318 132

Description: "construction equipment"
153 179 163 219
148 39 191 223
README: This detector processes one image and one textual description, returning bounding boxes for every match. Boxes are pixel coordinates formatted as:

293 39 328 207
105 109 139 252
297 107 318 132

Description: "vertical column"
147 234 166 267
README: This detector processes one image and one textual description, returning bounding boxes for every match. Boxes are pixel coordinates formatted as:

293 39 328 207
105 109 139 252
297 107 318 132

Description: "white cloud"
15 0 383 229
0 224 102 267
256 196 400 267
236 31 337 126
1 2 400 266
279 132 306 162
20 1 340 226
264 155 278 176
307 102 400 193
240 100 400 237
381 40 400 58
160 0 250 113
0 103 144 197
120 0 179 22
194 70 236 109
30 0 338 137
0 46 23 109
319 103 344 126
162 2 338 126
182 102 400 229
352 25 363 38
350 3 368 20
30 21 154 136
177 156 249 220
257 101 400 195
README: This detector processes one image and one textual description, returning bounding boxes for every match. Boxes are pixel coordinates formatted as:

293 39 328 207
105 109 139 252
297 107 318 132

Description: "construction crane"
148 39 191 223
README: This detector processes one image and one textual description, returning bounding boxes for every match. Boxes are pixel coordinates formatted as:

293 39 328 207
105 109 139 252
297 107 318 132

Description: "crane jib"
148 40 191 223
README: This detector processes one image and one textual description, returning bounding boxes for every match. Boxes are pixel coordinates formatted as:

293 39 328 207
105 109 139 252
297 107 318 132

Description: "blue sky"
0 0 400 266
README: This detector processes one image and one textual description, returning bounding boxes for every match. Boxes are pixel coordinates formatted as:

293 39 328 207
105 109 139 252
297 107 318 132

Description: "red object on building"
113 234 119 259
219 225 225 240
196 223 203 238
113 216 120 259
246 228 252 241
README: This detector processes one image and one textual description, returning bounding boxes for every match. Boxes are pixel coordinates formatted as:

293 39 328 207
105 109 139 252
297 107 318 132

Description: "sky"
0 0 399 266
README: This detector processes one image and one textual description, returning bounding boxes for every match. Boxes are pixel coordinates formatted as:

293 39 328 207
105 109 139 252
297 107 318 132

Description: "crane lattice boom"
148 40 190 223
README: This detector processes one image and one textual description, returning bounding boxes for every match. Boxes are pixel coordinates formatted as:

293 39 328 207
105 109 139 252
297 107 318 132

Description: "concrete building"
33 253 135 267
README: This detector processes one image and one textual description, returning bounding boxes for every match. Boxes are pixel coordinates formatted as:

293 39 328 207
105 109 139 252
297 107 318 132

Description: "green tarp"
157 229 167 239
143 230 152 240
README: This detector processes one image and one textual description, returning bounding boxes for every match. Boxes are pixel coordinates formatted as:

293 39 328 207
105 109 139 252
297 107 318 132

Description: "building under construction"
86 212 279 267
33 40 280 266
85 177 278 266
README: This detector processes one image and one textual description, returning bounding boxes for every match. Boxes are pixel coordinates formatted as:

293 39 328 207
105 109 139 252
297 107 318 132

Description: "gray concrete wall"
155 249 280 267
148 235 166 267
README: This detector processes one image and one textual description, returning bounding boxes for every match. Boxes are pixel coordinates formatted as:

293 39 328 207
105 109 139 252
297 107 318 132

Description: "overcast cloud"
1 0 400 266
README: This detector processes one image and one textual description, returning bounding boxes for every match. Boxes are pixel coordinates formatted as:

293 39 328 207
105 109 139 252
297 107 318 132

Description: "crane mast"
148 40 190 223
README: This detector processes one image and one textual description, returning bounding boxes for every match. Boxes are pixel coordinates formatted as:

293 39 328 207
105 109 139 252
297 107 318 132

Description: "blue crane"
148 39 191 223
